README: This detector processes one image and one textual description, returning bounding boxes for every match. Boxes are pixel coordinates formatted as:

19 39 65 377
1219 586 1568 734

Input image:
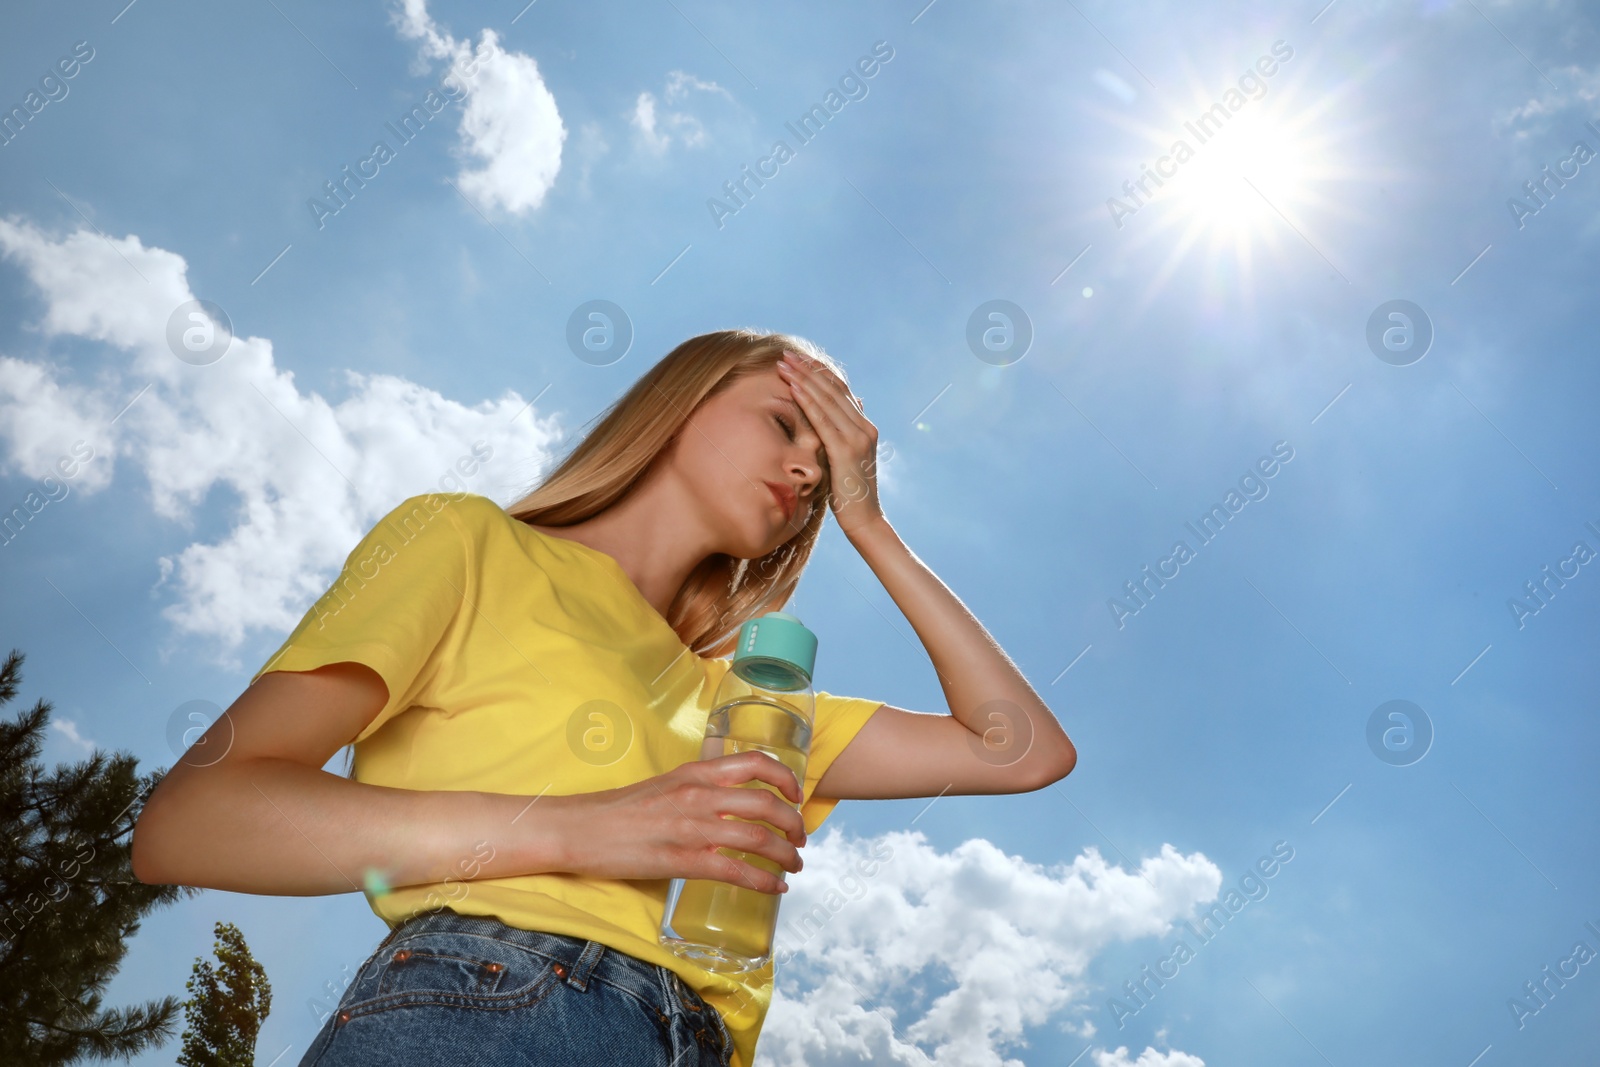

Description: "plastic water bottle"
659 610 817 973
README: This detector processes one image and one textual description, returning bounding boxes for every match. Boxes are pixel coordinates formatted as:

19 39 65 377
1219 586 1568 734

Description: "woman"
131 329 1077 1067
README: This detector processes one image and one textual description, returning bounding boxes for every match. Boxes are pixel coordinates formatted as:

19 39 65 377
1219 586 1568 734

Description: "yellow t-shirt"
251 491 884 1067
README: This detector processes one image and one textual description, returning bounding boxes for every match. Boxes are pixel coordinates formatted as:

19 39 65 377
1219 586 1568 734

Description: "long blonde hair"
503 328 853 659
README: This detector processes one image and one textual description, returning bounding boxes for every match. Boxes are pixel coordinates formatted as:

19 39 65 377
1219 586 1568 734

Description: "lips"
764 481 797 522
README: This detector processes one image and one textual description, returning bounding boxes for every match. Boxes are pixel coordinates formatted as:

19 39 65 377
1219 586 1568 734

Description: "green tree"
0 648 202 1064
177 921 272 1067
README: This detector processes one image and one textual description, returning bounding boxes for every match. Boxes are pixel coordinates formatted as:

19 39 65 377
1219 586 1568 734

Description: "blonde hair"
503 328 853 658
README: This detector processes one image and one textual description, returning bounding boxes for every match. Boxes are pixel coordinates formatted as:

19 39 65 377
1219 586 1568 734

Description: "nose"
787 457 821 501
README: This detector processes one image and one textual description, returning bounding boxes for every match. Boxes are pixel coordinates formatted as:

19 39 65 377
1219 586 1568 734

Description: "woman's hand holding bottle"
544 750 806 895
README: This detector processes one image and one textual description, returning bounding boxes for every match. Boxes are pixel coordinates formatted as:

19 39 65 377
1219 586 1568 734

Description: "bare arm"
778 350 1077 802
814 516 1077 801
130 664 559 894
131 662 811 896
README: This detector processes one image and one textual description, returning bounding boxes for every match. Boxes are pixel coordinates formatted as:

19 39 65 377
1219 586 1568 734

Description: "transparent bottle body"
659 680 814 973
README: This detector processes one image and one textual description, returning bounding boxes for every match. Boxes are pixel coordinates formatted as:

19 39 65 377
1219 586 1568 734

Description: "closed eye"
774 412 796 440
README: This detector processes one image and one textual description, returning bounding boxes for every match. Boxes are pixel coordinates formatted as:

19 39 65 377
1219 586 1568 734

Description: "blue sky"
3 0 1598 1063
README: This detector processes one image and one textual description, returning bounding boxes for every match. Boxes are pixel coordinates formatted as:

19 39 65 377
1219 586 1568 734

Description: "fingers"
699 752 807 848
779 358 879 519
709 814 802 881
779 352 869 436
717 781 807 847
717 758 806 846
654 752 811 893
680 787 802 892
712 748 803 805
712 847 790 895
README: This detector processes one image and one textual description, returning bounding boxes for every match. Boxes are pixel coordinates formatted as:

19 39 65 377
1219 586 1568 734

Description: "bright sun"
1166 107 1317 239
1104 80 1367 302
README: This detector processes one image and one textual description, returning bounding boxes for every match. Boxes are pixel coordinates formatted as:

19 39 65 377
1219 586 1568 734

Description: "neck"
528 475 715 618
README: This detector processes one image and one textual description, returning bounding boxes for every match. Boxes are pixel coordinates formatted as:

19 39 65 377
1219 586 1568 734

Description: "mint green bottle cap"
732 610 817 691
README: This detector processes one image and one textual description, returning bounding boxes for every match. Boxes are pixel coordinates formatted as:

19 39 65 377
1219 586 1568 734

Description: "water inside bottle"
660 696 813 972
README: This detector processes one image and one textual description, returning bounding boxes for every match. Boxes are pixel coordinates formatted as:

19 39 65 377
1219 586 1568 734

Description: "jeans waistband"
377 910 715 1024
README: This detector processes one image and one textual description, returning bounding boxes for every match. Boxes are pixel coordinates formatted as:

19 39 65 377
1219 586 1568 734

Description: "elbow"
130 788 180 886
1027 742 1077 791
130 808 167 885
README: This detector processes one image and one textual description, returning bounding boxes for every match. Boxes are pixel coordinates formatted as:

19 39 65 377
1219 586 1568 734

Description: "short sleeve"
249 493 474 745
798 691 885 834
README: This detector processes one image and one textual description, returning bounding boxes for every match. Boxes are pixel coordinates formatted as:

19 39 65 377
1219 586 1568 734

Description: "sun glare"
1096 71 1373 310
1164 107 1317 240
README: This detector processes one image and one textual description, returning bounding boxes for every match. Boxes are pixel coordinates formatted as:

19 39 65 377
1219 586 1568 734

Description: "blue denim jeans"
298 910 734 1067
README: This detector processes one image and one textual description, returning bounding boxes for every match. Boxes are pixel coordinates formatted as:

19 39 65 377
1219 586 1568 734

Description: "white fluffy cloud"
631 70 731 154
389 0 566 215
759 829 1219 1066
1092 1046 1206 1067
0 214 563 665
48 716 97 754
0 354 117 493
